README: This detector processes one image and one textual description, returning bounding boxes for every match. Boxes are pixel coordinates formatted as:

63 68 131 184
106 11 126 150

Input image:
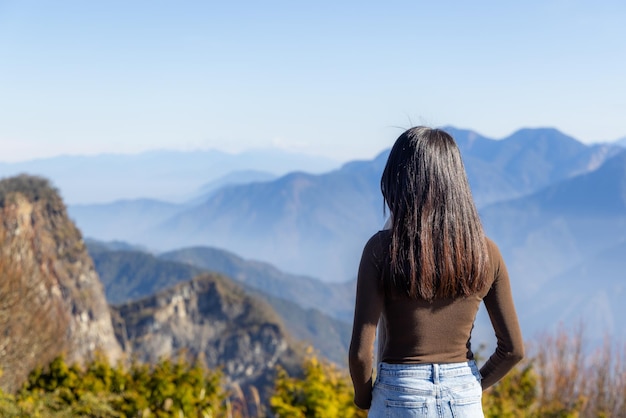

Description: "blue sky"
1 0 625 162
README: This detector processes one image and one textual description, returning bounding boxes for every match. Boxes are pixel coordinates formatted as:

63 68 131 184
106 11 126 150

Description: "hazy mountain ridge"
446 127 622 206
521 240 626 342
482 150 626 266
89 247 206 304
147 153 389 280
0 149 339 205
66 127 622 281
508 150 626 216
87 241 353 365
192 170 278 203
69 198 182 243
160 246 355 321
132 128 621 281
479 151 626 339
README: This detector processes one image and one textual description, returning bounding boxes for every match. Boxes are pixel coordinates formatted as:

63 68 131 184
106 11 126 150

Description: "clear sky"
1 0 625 162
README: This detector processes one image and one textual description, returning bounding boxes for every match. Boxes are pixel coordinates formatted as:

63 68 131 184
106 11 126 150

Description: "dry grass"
529 324 626 417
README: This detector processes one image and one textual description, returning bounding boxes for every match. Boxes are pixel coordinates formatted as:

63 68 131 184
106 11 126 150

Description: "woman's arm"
479 241 525 389
349 234 384 409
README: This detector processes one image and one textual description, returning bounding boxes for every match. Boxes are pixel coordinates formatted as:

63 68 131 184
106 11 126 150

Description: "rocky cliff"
0 175 122 391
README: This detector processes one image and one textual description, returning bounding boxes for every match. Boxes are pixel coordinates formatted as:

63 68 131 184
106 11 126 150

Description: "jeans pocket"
370 377 433 417
449 376 483 418
385 400 429 417
450 395 483 418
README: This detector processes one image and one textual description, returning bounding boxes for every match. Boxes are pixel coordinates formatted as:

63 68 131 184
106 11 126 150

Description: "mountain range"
445 127 619 206
481 150 626 292
65 126 626 345
479 150 626 340
68 127 623 283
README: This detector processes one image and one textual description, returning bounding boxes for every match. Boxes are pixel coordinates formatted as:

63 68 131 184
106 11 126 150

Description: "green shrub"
270 348 367 418
2 354 227 417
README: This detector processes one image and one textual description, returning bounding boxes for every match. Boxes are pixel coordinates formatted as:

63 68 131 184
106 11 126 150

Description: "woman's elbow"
497 342 524 366
349 348 367 370
511 344 525 364
349 345 372 374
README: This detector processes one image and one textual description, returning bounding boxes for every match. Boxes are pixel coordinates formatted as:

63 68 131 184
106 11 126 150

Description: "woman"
349 127 524 417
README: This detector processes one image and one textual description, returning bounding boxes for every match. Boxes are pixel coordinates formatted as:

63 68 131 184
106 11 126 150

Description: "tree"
270 348 367 418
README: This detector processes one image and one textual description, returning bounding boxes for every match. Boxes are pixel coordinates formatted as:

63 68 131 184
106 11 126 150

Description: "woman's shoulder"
366 229 391 247
485 236 503 259
362 230 391 259
484 236 507 276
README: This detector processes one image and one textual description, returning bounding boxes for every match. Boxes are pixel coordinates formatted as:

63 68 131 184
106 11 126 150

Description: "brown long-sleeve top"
349 231 524 409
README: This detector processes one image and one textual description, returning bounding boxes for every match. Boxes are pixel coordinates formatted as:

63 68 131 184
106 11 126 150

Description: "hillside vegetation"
0 327 624 417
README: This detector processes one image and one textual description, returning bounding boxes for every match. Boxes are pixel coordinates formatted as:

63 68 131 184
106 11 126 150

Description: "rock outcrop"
111 272 303 411
0 175 122 391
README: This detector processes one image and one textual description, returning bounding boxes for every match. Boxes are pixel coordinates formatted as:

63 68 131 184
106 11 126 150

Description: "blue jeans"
368 361 484 417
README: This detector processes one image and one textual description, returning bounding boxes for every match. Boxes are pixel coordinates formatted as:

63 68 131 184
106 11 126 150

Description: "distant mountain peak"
512 126 567 135
507 127 583 147
444 125 582 145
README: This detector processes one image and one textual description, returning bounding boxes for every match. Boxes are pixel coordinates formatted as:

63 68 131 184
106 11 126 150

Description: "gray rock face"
111 273 302 402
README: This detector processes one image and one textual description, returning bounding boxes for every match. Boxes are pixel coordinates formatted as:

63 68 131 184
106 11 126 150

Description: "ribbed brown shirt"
349 230 524 409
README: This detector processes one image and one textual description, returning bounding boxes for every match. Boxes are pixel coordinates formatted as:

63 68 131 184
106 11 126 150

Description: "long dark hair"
381 126 488 300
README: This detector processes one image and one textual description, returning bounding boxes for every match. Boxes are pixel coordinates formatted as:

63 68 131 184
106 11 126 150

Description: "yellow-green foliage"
270 349 367 418
0 354 226 417
2 327 626 417
483 363 538 418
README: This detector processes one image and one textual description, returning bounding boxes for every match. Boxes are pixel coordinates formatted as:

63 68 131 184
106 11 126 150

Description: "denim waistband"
377 361 478 379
